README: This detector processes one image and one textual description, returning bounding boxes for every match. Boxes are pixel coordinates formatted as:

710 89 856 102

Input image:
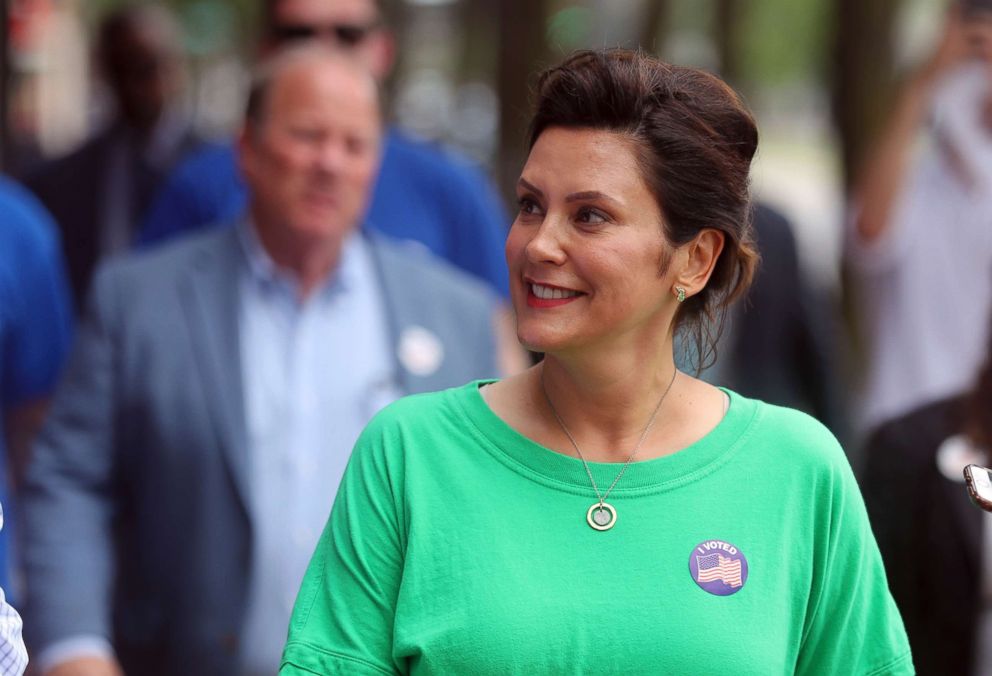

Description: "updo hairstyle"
528 49 760 369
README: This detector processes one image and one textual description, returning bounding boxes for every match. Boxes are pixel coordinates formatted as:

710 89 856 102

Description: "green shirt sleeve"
795 431 914 676
281 412 406 676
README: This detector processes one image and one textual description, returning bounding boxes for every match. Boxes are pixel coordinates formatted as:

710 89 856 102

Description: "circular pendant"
586 502 617 531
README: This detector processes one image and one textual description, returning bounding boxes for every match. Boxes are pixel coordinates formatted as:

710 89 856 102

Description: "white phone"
964 464 992 511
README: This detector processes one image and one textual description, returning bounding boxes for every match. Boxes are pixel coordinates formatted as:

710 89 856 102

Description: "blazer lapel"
365 233 414 395
179 226 251 518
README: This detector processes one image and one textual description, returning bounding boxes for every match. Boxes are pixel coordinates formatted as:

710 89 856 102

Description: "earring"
674 286 687 303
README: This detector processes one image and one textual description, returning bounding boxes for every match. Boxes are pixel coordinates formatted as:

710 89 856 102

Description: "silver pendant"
586 502 617 531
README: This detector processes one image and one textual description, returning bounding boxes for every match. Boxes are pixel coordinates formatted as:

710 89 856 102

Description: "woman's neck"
538 350 680 463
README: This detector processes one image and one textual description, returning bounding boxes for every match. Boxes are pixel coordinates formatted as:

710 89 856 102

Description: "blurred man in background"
22 44 502 676
25 3 202 310
847 4 992 435
138 0 512 299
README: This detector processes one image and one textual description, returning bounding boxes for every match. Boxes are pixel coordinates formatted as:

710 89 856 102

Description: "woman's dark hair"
528 49 760 370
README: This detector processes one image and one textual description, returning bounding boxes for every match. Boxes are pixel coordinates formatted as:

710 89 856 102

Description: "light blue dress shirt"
236 223 401 674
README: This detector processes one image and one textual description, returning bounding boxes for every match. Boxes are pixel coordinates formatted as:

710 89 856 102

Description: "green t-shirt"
281 382 913 675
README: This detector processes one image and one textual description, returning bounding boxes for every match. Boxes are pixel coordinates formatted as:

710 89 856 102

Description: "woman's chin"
516 328 574 355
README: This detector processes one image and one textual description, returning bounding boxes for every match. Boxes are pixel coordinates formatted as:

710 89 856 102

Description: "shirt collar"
237 220 365 300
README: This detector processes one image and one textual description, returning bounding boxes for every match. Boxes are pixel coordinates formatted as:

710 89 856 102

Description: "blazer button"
220 632 239 654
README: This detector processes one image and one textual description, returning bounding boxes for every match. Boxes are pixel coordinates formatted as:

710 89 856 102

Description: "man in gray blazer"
22 44 503 676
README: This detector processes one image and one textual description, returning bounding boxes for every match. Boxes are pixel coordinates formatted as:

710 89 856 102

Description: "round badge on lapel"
398 326 444 377
936 434 986 483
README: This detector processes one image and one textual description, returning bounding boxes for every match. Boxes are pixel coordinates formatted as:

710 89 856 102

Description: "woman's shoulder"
747 396 835 436
726 393 867 523
729 391 847 470
345 380 497 487
358 380 492 444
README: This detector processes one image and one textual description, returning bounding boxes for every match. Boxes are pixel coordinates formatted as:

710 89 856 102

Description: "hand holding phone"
964 464 992 511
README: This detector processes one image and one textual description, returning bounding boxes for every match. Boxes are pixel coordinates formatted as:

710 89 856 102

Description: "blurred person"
696 203 845 437
847 3 992 433
22 45 504 676
0 177 73 597
137 0 511 298
862 317 992 675
25 3 202 310
280 49 911 675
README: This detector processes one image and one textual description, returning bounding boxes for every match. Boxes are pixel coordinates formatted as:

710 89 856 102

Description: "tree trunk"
497 0 549 204
1 0 9 171
830 0 902 192
456 0 498 84
638 0 669 54
713 0 744 85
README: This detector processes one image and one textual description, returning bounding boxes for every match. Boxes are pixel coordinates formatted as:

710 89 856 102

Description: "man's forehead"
273 0 380 23
268 58 379 117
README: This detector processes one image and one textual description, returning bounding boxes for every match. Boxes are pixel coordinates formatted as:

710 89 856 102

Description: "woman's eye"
577 207 607 225
518 197 542 215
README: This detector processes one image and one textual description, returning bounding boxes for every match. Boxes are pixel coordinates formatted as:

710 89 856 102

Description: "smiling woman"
280 49 914 676
508 126 730 359
517 50 759 370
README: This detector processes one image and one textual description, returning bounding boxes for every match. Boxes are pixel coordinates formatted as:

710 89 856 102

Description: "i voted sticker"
689 539 748 596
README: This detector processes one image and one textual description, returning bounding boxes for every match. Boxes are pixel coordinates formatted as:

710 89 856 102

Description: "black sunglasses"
269 21 381 47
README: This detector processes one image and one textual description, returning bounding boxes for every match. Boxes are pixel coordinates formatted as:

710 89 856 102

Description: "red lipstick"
525 282 584 308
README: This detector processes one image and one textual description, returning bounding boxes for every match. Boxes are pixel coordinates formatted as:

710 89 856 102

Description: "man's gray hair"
244 41 380 128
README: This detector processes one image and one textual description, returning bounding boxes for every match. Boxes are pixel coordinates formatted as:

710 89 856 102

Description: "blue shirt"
236 223 401 674
0 178 73 592
138 129 511 296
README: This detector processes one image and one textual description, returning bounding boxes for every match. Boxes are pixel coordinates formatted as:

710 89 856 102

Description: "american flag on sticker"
695 553 743 588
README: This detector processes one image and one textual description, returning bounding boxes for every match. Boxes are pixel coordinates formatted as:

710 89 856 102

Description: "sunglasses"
269 21 381 47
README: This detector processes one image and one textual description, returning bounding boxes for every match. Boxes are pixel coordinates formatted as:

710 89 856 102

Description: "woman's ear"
674 229 725 298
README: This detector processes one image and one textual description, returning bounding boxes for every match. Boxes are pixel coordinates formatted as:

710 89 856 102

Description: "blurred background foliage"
2 0 940 287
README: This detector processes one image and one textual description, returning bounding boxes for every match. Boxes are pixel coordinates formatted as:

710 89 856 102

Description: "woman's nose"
525 217 568 265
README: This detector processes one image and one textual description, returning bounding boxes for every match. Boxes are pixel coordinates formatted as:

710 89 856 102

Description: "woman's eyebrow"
517 177 544 197
566 190 621 206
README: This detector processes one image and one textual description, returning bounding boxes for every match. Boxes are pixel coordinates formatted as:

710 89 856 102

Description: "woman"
280 50 912 674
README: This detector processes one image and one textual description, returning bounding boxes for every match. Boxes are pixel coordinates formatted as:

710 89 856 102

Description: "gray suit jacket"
22 225 499 675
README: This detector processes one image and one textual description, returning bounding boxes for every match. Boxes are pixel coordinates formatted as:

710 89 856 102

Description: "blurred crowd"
2 0 992 674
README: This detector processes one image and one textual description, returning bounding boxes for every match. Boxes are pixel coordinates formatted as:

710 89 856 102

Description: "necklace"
541 367 678 531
